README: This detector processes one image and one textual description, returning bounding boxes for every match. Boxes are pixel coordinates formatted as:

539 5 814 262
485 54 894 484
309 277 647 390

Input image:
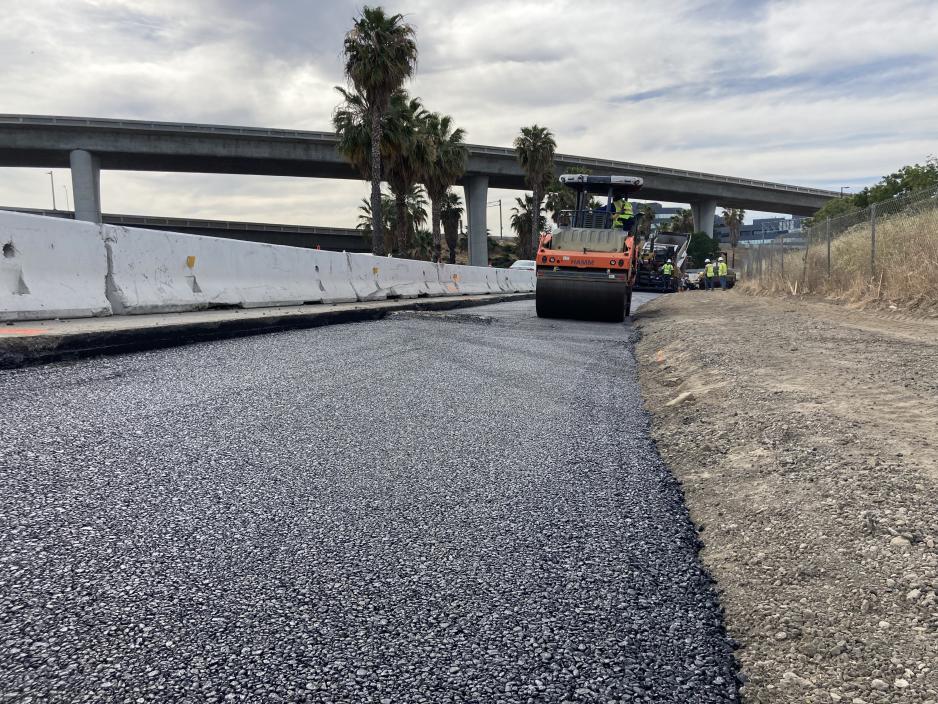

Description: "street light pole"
498 199 503 239
840 186 851 198
47 171 57 210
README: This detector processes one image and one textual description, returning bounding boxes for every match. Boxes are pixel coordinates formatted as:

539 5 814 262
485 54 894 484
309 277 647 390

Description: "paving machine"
634 231 691 293
535 174 643 322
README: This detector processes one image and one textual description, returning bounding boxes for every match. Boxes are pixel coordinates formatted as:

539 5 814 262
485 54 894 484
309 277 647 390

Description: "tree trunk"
394 190 407 257
431 198 442 264
369 111 384 256
731 243 736 268
443 215 458 264
530 185 541 256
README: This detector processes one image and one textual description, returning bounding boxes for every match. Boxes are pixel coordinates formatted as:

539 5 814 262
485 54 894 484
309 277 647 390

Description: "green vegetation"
339 6 417 256
721 208 745 266
809 156 938 225
510 195 546 260
687 231 720 267
440 190 464 264
514 125 557 256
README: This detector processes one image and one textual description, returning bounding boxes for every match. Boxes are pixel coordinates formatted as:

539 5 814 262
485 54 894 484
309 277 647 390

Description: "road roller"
535 174 644 322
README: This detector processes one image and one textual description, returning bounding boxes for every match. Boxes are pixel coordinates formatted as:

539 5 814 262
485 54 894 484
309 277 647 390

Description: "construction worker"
718 256 728 289
661 259 675 292
703 258 715 291
613 197 634 233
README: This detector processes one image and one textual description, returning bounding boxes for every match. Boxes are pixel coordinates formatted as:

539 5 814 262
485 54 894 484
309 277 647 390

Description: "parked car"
509 259 536 271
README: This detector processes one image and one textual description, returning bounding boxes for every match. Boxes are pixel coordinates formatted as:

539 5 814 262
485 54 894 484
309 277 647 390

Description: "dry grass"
741 205 938 310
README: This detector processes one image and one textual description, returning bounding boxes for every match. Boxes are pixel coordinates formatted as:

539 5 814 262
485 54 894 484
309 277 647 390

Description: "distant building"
633 201 806 244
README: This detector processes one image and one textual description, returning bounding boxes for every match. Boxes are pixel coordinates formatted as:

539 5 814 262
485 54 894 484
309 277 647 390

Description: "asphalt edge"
0 293 534 370
628 318 745 699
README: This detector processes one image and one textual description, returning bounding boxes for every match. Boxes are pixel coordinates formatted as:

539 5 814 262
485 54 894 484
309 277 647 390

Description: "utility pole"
498 199 503 239
47 171 57 210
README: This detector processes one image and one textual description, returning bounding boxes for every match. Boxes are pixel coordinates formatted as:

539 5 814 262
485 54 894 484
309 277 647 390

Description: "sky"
1 0 936 228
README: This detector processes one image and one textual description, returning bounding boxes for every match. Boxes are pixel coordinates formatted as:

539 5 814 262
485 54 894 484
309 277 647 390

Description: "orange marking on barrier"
0 328 45 336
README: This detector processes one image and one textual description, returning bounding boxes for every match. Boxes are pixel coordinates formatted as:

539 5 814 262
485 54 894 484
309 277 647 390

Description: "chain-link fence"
741 186 938 307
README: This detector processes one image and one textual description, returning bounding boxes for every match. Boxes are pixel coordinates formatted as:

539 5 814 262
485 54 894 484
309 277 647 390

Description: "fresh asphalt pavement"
0 294 739 703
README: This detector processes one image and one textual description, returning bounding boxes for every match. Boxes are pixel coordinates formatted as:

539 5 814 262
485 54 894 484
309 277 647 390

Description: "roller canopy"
559 174 644 197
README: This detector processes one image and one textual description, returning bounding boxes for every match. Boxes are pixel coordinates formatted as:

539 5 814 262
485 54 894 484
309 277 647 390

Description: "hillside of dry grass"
741 205 938 312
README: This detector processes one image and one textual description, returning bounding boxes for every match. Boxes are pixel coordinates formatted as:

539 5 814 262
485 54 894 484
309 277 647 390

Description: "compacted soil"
635 291 938 704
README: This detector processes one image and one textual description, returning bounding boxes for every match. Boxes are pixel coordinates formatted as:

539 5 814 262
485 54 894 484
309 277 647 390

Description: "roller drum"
535 271 627 322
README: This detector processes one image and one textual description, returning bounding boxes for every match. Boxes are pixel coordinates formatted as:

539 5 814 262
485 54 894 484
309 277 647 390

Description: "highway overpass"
0 207 368 252
0 114 839 265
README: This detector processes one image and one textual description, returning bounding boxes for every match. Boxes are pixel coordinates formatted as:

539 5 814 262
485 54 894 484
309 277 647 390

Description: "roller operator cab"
535 174 643 322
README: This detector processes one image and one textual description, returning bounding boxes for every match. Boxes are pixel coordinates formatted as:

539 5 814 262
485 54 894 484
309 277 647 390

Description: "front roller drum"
536 273 628 322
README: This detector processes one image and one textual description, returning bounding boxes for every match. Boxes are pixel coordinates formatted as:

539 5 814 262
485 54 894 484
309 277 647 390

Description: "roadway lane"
0 296 738 703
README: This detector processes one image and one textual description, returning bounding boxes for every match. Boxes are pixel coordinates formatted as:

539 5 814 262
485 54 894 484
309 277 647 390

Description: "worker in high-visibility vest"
718 256 728 289
660 259 674 291
703 259 715 291
613 198 634 232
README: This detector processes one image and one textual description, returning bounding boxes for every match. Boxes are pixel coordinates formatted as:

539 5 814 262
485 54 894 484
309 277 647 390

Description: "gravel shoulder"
634 291 938 704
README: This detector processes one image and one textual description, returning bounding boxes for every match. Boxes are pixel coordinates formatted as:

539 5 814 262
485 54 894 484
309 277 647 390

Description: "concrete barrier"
103 225 346 314
507 269 536 292
347 254 448 300
439 264 491 295
0 211 111 321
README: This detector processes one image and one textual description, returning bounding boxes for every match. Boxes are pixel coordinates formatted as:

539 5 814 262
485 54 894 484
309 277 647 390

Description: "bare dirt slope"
634 291 938 704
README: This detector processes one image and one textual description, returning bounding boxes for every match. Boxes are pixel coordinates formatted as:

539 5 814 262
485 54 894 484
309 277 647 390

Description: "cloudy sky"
1 0 936 227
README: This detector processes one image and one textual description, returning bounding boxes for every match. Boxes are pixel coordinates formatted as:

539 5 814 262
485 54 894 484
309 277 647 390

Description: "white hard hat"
705 259 711 263
718 256 724 261
667 259 672 263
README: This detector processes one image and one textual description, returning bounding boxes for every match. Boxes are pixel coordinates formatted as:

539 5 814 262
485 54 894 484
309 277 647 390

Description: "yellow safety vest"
613 199 633 224
718 262 728 276
662 263 674 276
705 263 715 277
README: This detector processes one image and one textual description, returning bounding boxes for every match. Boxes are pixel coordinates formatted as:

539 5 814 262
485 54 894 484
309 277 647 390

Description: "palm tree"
421 112 468 263
440 189 464 264
670 208 695 234
514 125 556 254
340 6 417 256
721 208 745 266
510 195 546 259
357 193 395 248
357 187 428 255
385 92 431 255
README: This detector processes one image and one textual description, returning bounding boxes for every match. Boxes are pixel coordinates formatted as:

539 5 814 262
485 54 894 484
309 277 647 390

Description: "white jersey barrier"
104 225 339 314
439 264 491 295
0 214 534 321
0 211 112 321
347 254 448 300
507 269 536 292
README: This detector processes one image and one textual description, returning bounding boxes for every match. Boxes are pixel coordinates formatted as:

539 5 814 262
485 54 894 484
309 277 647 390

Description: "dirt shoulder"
634 291 938 704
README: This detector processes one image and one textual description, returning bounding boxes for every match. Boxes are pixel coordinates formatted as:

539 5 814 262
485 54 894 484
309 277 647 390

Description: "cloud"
1 0 937 227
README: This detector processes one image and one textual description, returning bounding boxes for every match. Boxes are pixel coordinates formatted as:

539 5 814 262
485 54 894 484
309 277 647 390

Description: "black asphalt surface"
0 296 739 703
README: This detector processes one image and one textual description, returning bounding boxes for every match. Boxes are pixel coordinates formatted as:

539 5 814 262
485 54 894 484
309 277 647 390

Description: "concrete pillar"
691 198 716 238
464 175 489 267
70 149 102 223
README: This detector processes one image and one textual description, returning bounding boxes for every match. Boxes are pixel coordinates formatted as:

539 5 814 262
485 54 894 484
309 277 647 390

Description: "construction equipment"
634 231 691 293
536 174 643 322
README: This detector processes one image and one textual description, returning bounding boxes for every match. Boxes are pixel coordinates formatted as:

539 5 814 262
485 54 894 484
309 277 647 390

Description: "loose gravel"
1 299 738 702
635 292 938 704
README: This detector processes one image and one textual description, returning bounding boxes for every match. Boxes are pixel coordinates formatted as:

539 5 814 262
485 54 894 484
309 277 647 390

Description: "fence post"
870 202 877 278
826 217 831 279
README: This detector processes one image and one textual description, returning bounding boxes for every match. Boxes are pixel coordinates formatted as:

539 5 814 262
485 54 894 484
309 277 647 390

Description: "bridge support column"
70 149 101 223
691 199 716 238
464 175 489 267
